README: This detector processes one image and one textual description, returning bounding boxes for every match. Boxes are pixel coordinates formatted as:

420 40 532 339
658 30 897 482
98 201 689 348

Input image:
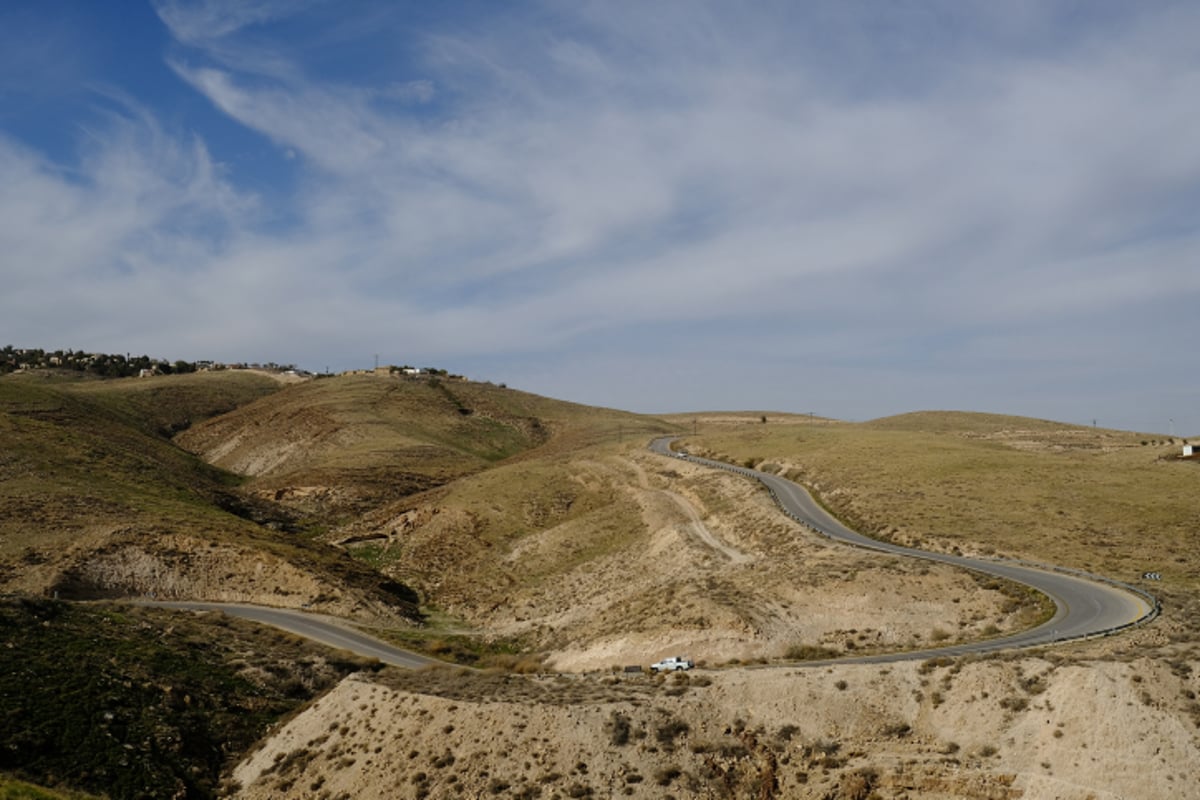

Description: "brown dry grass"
175 373 674 519
673 411 1200 642
0 374 424 620
345 434 1033 670
13 371 1200 800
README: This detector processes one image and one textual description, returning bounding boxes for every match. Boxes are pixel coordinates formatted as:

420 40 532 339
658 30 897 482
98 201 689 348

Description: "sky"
2 1 1198 434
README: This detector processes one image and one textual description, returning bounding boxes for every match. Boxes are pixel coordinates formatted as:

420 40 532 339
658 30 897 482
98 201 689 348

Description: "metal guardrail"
969 555 1161 641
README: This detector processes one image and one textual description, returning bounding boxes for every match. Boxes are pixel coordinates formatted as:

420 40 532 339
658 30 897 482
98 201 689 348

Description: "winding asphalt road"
138 438 1156 670
139 601 441 669
651 436 1157 662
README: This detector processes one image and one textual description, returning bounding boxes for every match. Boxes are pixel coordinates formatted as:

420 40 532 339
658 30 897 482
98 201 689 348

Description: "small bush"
918 656 954 674
776 724 801 741
656 718 690 748
719 741 751 759
606 712 632 746
785 644 839 661
1021 675 1048 695
810 738 840 756
999 696 1029 712
837 768 878 800
655 766 682 786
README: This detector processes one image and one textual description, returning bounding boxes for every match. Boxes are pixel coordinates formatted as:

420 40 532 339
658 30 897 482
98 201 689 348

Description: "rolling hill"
0 371 420 619
174 373 669 520
0 370 674 621
3 371 1198 799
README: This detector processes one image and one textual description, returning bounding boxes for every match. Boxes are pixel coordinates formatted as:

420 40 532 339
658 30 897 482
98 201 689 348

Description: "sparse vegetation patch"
0 598 375 799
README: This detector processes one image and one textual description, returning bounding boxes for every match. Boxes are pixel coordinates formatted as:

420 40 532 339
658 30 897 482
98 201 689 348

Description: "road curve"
134 440 1157 670
651 436 1158 662
138 601 442 669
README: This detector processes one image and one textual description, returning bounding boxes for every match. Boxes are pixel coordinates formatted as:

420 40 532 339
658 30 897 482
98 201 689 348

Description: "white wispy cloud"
3 1 1198 431
167 64 390 173
152 0 315 43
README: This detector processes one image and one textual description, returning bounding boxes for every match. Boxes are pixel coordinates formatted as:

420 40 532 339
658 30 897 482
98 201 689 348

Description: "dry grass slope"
0 372 422 620
677 410 1200 647
176 374 673 520
6 371 1200 799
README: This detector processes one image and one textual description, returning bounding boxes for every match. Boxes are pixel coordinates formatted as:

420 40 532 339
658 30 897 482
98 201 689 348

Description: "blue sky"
2 1 1199 434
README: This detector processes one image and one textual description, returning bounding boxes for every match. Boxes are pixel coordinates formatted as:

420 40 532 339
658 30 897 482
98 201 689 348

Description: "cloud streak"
2 1 1198 433
153 0 314 43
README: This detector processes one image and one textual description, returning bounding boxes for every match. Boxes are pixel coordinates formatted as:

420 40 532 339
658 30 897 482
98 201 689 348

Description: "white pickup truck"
650 656 694 673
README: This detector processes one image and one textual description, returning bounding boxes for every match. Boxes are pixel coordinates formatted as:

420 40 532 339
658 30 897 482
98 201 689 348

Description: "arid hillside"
680 411 1200 642
0 371 421 620
175 374 667 519
338 443 1035 671
231 652 1199 800
3 371 1198 799
221 409 1199 800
